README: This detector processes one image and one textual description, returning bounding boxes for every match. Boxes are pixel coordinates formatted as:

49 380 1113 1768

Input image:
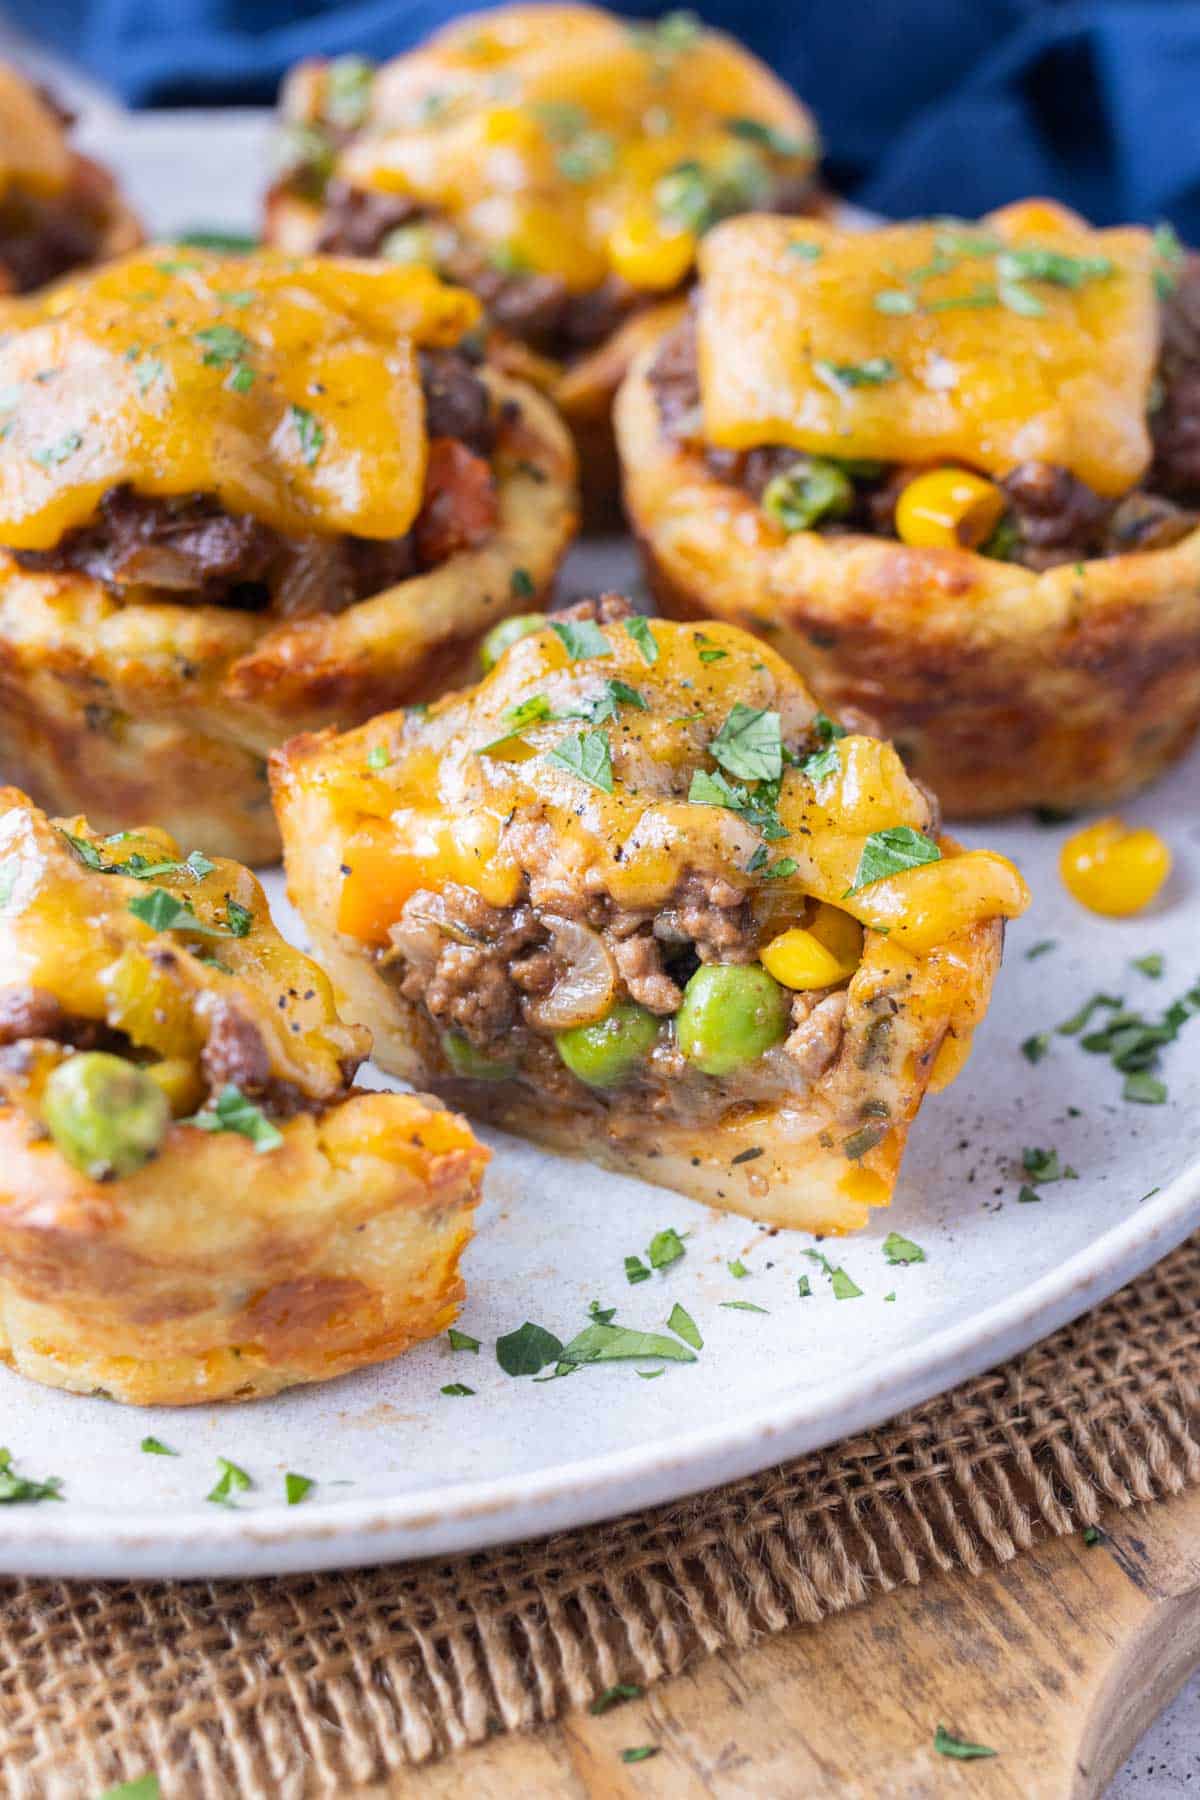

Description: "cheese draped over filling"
0 794 361 1102
0 66 72 201
324 4 816 294
695 204 1160 497
0 248 481 550
319 613 1029 953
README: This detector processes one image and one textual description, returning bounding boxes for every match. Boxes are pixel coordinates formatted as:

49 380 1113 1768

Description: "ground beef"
647 314 701 436
785 989 847 1079
610 931 683 1015
200 998 273 1095
1000 461 1114 569
391 886 544 1051
315 179 422 256
1152 254 1200 498
654 872 758 965
10 352 496 610
0 987 128 1052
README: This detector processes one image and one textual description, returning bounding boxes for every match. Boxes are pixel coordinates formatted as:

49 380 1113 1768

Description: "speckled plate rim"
1 1148 1196 1579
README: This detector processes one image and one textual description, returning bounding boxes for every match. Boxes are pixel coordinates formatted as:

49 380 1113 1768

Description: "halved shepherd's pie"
618 202 1200 815
0 788 487 1404
0 247 576 862
265 4 818 518
0 64 141 293
273 599 1028 1233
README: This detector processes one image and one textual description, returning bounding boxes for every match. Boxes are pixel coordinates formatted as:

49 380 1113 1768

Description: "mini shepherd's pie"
273 598 1028 1233
618 202 1200 815
0 65 141 293
0 788 487 1404
0 248 576 862
265 5 818 517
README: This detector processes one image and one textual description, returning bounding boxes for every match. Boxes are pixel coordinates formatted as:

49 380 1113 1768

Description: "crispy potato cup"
617 205 1200 816
273 600 1027 1233
0 64 141 293
0 249 577 863
264 4 818 522
0 789 487 1405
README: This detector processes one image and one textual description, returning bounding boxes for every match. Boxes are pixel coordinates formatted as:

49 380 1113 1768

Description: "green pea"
556 1002 660 1088
762 458 854 535
675 964 789 1076
42 1051 170 1181
442 1031 516 1081
479 613 547 673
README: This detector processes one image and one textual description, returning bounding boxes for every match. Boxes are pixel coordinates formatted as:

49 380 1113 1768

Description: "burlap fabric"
3 1234 1200 1799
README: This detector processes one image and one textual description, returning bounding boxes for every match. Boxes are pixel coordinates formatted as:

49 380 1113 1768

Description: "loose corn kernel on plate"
0 116 1196 1580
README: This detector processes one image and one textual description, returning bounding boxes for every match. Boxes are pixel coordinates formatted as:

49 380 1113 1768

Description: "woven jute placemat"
3 1233 1200 1799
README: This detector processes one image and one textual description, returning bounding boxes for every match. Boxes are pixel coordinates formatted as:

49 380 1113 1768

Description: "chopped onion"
524 916 616 1030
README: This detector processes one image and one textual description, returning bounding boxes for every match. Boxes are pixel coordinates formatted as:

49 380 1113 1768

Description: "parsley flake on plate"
1021 1032 1050 1064
285 1472 315 1504
495 1321 564 1377
882 1231 925 1266
207 1457 252 1506
845 826 941 895
558 1323 696 1366
625 1254 652 1285
447 1327 480 1353
440 1383 475 1397
140 1436 177 1456
804 1249 863 1299
667 1302 702 1351
647 1227 686 1271
720 1299 769 1314
0 1446 61 1503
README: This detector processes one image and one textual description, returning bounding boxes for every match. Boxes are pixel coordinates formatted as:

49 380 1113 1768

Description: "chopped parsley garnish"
667 1302 702 1350
134 355 165 394
845 826 941 895
569 678 648 725
325 53 374 128
933 1726 997 1761
797 1275 812 1298
590 1683 643 1715
551 618 613 661
366 743 392 770
747 848 798 880
547 729 613 793
558 1323 696 1366
725 115 811 157
1083 1525 1101 1545
1059 977 1199 1104
285 1472 315 1504
128 888 230 936
481 694 554 751
224 898 253 938
621 1747 660 1764
97 1779 161 1800
814 356 897 391
31 430 83 468
694 631 728 664
785 239 824 260
1154 221 1184 297
647 1227 686 1271
226 365 254 394
996 246 1114 289
61 830 215 884
557 131 616 183
882 1231 925 1266
1021 1032 1050 1064
688 768 787 840
194 323 252 367
1132 952 1164 979
625 1254 652 1285
873 289 917 316
179 229 259 252
448 1327 481 1353
0 857 16 911
140 1437 177 1456
720 1299 768 1314
1022 1146 1077 1184
588 1300 616 1325
0 1447 61 1504
207 1456 252 1506
804 1249 863 1299
623 616 659 664
1018 1185 1042 1204
1124 1070 1168 1105
1026 938 1058 961
710 704 782 782
440 1383 475 1397
1057 992 1123 1036
510 566 535 599
495 1321 564 1377
289 404 325 467
186 1084 283 1152
729 1259 749 1277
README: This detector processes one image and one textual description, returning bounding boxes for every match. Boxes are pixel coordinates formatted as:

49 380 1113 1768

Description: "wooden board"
373 1484 1200 1797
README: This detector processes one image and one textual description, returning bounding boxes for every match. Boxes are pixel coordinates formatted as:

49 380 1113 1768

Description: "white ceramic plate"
0 115 1197 1579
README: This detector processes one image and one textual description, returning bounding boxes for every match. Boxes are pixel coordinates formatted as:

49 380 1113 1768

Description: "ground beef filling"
649 261 1200 569
0 982 348 1120
0 156 118 295
10 349 501 612
307 171 816 360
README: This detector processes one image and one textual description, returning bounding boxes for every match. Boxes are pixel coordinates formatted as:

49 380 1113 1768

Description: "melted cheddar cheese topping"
317 614 1028 952
315 4 815 295
695 203 1159 496
0 248 481 550
0 792 363 1103
0 66 72 200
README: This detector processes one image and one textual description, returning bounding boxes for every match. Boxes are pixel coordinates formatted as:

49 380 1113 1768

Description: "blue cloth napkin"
12 0 1200 236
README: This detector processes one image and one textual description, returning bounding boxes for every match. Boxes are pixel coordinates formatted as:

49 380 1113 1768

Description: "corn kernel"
806 902 864 976
607 207 695 290
760 926 845 991
1059 816 1172 917
894 467 1006 551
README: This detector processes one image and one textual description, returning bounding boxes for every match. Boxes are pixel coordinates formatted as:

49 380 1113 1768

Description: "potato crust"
616 350 1200 817
0 369 577 862
0 788 488 1404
